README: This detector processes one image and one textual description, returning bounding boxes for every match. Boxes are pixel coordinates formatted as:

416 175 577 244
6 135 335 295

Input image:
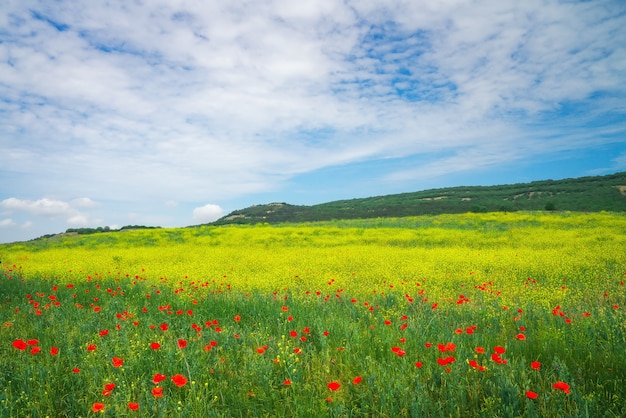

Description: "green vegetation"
33 225 162 241
213 171 626 225
1 212 625 417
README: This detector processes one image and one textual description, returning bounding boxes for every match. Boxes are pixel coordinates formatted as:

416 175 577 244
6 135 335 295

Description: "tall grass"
1 212 625 416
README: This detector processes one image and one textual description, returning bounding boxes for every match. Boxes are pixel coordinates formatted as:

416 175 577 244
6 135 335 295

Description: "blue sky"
1 0 625 243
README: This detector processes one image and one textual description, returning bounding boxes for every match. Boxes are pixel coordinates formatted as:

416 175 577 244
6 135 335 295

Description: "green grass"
1 212 625 416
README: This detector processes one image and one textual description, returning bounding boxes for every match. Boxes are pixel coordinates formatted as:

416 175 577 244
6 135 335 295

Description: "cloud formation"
0 197 92 225
1 0 625 242
192 204 224 224
0 218 17 228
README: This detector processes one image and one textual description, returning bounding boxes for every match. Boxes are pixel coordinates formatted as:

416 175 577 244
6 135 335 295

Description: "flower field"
1 212 625 417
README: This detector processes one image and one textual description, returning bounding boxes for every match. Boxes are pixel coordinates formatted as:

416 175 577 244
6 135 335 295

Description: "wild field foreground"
1 212 625 417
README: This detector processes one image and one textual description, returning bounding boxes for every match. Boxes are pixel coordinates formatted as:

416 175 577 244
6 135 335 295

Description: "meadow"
1 212 625 417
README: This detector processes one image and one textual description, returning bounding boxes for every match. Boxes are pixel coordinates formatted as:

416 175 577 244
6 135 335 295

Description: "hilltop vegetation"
31 225 162 241
17 171 626 242
214 171 626 225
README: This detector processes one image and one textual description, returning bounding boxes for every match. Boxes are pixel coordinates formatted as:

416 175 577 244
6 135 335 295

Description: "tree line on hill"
31 225 161 241
211 171 626 225
65 225 161 235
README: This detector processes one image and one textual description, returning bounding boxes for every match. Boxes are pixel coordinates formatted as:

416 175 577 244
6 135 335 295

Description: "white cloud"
0 218 16 228
0 197 94 225
192 204 224 223
72 197 99 208
0 0 624 243
1 197 75 218
67 214 89 226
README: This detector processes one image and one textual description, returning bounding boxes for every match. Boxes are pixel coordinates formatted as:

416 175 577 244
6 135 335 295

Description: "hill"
213 171 626 225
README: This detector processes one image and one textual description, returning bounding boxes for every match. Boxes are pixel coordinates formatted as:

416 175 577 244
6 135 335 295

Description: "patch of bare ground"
420 196 448 201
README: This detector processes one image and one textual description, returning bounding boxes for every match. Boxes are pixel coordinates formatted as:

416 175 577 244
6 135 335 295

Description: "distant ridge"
212 172 626 225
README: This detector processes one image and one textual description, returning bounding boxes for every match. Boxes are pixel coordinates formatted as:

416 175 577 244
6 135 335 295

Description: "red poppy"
111 357 124 368
328 381 341 391
152 387 164 398
12 339 27 350
289 331 298 338
50 346 59 355
526 391 538 399
415 361 423 368
27 339 39 345
152 373 167 384
437 356 455 366
160 323 169 331
491 353 507 364
128 402 139 411
150 342 161 350
72 367 80 373
390 346 406 356
30 346 41 355
99 329 109 337
234 315 241 322
87 343 97 351
553 381 570 394
531 361 541 370
493 346 506 354
91 403 105 412
283 379 292 386
476 347 485 354
104 383 116 391
352 376 362 385
177 339 187 349
171 374 188 387
515 334 526 340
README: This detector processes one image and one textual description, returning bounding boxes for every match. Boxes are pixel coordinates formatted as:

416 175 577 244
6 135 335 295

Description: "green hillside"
213 171 626 225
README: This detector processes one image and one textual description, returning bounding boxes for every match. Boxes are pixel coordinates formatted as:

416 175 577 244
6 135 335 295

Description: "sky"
1 0 626 243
